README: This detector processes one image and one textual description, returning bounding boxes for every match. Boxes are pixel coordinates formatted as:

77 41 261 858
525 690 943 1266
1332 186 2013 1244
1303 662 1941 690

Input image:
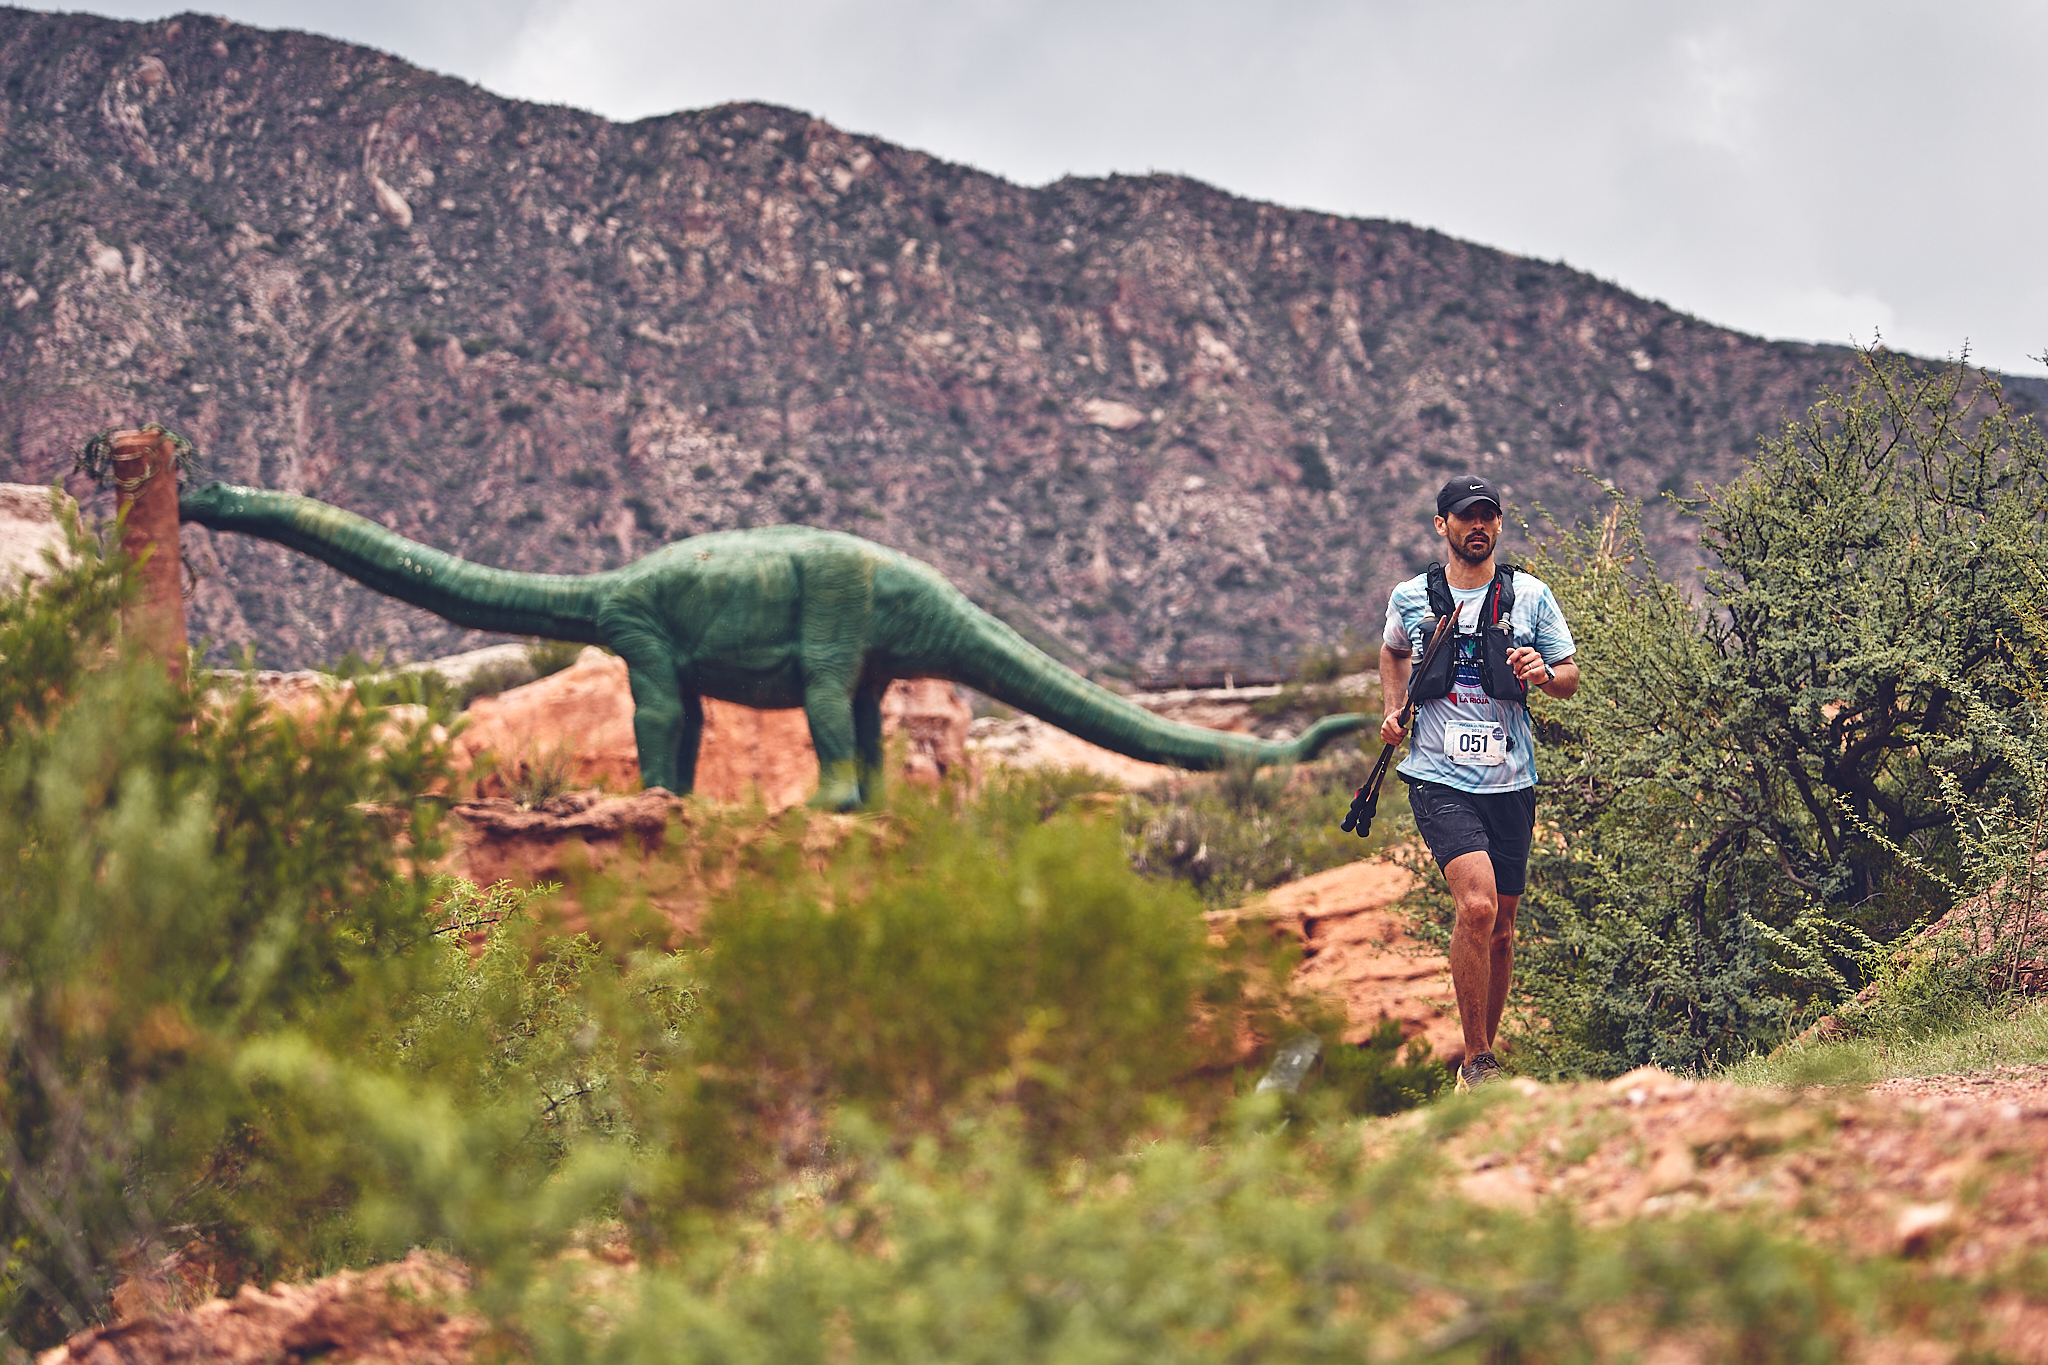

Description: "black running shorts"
1403 778 1537 896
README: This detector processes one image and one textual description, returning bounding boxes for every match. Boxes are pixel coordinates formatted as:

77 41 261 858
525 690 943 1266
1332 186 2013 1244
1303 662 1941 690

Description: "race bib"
1443 719 1507 766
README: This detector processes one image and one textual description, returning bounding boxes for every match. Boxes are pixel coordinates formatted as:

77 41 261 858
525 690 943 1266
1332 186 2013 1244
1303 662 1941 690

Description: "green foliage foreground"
0 515 458 1345
0 523 1268 1349
521 1108 1925 1365
0 489 2023 1362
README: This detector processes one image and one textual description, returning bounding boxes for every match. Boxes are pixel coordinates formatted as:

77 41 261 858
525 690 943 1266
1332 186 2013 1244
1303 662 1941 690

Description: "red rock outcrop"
880 678 973 786
437 656 973 901
38 1251 478 1365
1211 856 1462 1062
448 790 679 890
452 648 645 797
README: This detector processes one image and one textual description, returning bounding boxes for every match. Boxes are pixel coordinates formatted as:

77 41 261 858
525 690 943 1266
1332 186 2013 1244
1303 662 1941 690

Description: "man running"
1380 476 1579 1090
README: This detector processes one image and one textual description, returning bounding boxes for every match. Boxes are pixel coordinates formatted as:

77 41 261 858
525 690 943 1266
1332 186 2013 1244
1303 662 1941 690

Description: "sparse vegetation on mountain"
0 9 1968 679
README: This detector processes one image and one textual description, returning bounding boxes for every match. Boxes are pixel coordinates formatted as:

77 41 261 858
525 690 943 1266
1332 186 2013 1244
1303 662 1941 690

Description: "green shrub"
321 646 457 710
1789 541 2048 1042
375 880 699 1160
0 528 653 1347
690 787 1221 1176
329 637 588 710
518 1110 1903 1365
1126 747 1407 905
1507 351 2048 1075
499 742 579 806
1725 996 2048 1089
1318 1018 1452 1116
1285 629 1377 686
1831 943 1995 1043
0 529 465 1344
1885 546 2048 994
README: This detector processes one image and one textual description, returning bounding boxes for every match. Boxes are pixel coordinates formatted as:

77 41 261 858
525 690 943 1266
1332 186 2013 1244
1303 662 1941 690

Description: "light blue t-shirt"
1381 569 1576 793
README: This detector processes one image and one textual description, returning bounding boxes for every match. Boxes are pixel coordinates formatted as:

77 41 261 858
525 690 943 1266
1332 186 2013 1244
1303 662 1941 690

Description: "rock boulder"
0 481 78 589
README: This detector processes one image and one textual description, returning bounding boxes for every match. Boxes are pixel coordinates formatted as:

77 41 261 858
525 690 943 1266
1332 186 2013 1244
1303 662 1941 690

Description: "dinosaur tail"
179 483 611 644
947 610 1366 770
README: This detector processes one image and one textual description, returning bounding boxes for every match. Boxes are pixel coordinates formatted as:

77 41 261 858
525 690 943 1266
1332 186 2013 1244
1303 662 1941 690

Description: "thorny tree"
1512 350 2048 1071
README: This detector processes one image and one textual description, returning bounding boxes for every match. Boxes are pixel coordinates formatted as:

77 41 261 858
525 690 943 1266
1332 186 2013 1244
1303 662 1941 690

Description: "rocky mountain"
0 8 1966 676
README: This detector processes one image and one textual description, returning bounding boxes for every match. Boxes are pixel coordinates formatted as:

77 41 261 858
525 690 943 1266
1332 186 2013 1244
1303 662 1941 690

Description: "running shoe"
1455 1051 1504 1092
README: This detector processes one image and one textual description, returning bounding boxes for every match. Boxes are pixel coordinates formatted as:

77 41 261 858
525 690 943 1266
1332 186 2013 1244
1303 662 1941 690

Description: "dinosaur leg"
803 678 864 810
676 691 705 796
853 684 886 806
612 631 689 792
797 559 876 811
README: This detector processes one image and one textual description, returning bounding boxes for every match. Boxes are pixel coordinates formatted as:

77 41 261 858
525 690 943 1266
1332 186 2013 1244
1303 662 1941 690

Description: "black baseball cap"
1436 475 1502 518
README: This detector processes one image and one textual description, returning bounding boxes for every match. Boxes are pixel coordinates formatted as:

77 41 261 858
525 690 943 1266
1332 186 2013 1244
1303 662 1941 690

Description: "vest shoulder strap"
1422 562 1520 626
1423 561 1453 619
1493 563 1520 619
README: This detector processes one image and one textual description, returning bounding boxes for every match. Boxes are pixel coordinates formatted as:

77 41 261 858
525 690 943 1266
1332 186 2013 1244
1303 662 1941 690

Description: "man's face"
1435 504 1501 566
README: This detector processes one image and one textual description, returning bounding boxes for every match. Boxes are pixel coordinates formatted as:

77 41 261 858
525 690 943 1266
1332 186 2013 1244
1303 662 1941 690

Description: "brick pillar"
109 428 188 680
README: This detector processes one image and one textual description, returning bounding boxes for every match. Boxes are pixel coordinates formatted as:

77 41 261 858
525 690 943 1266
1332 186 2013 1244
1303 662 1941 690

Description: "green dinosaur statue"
180 483 1366 808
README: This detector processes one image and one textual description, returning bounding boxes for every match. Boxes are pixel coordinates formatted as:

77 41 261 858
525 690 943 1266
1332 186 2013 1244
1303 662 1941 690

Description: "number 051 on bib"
1443 719 1508 766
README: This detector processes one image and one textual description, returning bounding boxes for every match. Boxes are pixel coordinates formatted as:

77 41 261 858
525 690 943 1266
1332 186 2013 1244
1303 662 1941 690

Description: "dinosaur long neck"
941 608 1361 770
182 486 611 644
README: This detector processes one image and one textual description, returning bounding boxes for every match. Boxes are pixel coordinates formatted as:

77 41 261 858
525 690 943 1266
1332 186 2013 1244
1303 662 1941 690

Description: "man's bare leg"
1444 851 1503 1059
1485 894 1520 1052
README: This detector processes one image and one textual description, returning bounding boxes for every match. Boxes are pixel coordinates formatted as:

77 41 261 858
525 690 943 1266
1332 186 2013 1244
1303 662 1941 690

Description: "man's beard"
1449 530 1494 567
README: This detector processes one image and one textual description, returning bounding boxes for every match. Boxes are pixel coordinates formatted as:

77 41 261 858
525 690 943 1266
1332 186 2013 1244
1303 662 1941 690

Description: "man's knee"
1490 896 1519 944
1453 890 1498 935
1445 854 1498 919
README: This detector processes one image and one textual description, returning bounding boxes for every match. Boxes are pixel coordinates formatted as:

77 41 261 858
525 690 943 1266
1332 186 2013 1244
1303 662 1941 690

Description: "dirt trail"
1382 1064 2048 1361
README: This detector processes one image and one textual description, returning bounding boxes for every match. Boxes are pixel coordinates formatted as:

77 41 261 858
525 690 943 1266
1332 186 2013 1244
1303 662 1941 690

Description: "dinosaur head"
177 480 240 525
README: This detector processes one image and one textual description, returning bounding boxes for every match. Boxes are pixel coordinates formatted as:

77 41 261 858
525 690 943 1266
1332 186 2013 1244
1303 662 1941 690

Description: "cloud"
1753 287 1900 353
1671 27 1766 157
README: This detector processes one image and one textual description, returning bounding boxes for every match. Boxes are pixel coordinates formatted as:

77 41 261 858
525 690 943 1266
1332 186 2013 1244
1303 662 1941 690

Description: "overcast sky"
59 0 2048 375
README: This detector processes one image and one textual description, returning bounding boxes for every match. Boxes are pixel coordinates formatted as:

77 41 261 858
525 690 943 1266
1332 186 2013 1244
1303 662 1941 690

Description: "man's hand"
1507 645 1551 689
1380 710 1407 744
1509 647 1580 698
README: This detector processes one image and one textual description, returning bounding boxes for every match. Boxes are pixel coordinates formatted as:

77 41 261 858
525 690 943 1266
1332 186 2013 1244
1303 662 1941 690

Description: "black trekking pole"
1340 614 1456 840
1339 731 1401 838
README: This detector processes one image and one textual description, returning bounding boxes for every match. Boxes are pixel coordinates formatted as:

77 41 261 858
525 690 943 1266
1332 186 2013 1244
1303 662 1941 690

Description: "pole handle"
1337 612 1454 838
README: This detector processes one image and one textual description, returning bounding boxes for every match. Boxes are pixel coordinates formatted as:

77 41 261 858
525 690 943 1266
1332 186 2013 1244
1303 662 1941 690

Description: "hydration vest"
1406 561 1527 706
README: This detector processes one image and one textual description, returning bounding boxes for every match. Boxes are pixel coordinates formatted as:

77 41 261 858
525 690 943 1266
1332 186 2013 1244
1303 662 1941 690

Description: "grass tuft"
1721 998 2048 1089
